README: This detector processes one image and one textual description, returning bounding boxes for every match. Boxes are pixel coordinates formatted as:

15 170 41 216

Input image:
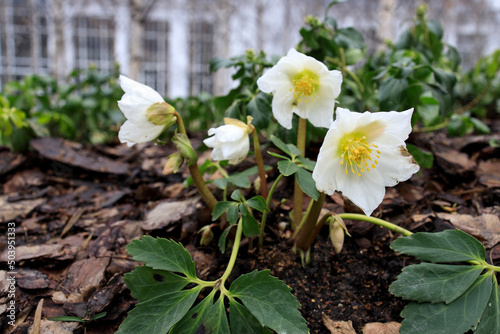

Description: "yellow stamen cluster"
340 136 381 177
290 70 318 103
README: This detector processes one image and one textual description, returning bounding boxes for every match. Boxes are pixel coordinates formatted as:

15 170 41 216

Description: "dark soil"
0 123 499 333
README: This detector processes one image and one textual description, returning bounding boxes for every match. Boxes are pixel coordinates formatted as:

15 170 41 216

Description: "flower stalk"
252 130 268 199
293 117 308 229
258 173 284 248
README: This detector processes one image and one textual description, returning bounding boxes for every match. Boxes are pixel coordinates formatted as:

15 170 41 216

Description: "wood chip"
0 196 45 222
62 256 110 299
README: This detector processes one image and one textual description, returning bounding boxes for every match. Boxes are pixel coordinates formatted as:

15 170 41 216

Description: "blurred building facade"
1 0 499 96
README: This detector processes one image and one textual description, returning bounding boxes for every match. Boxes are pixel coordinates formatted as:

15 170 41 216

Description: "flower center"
291 70 318 103
340 136 381 177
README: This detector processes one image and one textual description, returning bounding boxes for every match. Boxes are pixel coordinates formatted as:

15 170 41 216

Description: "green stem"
337 213 413 236
292 197 315 239
253 130 268 199
259 173 284 248
175 111 218 211
293 117 307 229
220 217 243 284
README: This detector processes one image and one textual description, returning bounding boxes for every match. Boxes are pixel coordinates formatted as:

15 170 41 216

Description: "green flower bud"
146 102 177 127
198 225 214 246
163 152 184 175
172 132 198 167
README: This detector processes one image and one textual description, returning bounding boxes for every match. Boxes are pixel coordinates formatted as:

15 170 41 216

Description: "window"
0 0 48 87
142 20 169 96
189 20 214 95
73 16 114 73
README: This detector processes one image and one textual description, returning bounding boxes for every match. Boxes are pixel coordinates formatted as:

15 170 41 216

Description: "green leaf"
227 205 240 226
391 229 486 263
245 196 269 213
417 95 441 126
203 296 230 334
126 236 197 279
400 274 492 334
229 270 308 334
475 276 500 334
271 135 293 156
278 160 299 176
170 292 214 334
407 144 433 168
297 156 316 171
389 263 483 304
218 225 233 254
470 117 490 134
123 266 189 302
231 189 243 201
378 77 408 110
247 92 272 129
242 214 260 238
229 299 272 334
296 168 320 201
212 201 235 221
116 288 201 334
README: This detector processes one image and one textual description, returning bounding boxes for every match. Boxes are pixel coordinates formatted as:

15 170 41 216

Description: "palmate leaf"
390 229 485 263
278 160 299 176
229 299 272 334
296 168 320 201
475 276 500 334
126 236 196 279
229 270 308 334
116 287 201 334
400 274 492 334
123 266 189 302
389 263 483 304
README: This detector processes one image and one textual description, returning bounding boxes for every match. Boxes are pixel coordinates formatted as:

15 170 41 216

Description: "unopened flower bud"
198 225 214 246
305 15 320 27
172 133 198 167
163 152 184 175
146 102 177 126
329 216 346 254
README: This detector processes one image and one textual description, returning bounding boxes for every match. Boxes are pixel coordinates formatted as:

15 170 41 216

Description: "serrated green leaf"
475 276 500 334
246 196 269 213
227 205 240 225
203 296 230 334
400 274 492 334
229 299 272 334
242 214 260 238
267 151 290 160
116 287 201 334
390 263 483 304
231 189 243 201
123 266 189 302
213 178 228 190
229 270 308 334
278 160 299 176
126 236 196 279
391 230 485 263
227 174 251 188
212 201 235 221
296 168 319 201
170 291 215 334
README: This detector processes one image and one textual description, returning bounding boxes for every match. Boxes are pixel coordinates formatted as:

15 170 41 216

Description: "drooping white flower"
203 117 252 165
313 107 420 216
117 75 174 147
257 48 342 129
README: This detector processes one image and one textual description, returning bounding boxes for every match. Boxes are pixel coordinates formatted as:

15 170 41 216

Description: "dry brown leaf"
322 313 357 334
436 213 500 248
362 321 401 334
30 298 44 334
143 197 201 231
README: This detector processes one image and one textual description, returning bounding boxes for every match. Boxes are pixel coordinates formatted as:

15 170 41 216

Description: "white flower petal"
203 120 250 165
118 120 164 147
313 107 419 216
257 48 342 129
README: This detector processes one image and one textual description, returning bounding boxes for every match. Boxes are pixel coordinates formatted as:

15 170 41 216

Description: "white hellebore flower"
313 107 420 216
257 48 342 129
204 117 253 165
117 75 175 147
